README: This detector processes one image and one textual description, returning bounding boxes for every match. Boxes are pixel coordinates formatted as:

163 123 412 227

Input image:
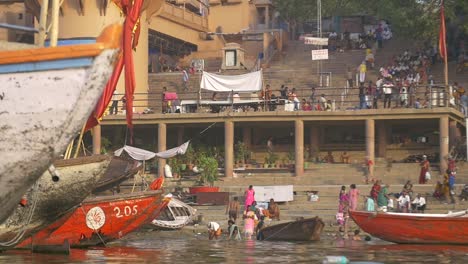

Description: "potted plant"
267 152 279 168
287 149 295 169
281 156 288 168
189 154 220 194
184 144 195 170
263 156 269 168
304 147 310 169
168 157 181 178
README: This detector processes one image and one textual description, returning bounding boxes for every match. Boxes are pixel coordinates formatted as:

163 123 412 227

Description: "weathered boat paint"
18 191 168 248
0 155 111 249
0 24 122 224
349 210 468 244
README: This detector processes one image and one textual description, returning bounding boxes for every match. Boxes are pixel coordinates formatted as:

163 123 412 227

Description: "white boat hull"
151 198 196 230
0 49 118 224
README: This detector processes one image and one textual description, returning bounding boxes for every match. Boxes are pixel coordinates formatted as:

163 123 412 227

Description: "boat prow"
349 210 468 244
0 24 122 224
0 155 112 249
260 217 324 241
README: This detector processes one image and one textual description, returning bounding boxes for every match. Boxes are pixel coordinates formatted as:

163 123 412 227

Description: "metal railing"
107 84 465 116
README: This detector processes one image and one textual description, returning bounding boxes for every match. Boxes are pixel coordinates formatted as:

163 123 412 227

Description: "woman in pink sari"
348 184 360 211
243 206 258 240
244 185 255 208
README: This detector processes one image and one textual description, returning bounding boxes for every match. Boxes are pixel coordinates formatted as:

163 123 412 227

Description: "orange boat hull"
349 210 468 244
18 191 168 248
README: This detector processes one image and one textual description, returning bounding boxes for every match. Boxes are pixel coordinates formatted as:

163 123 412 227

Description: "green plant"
101 137 112 154
184 144 195 165
235 141 247 163
287 149 295 163
198 155 219 186
267 152 279 165
168 157 181 175
281 155 288 165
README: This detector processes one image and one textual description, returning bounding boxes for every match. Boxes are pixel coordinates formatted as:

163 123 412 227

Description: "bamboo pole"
73 124 87 158
50 0 60 47
64 139 74 160
38 0 50 46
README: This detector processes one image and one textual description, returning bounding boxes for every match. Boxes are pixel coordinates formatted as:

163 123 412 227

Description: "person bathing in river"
226 196 240 222
243 206 258 240
207 222 222 240
267 198 280 220
227 220 241 240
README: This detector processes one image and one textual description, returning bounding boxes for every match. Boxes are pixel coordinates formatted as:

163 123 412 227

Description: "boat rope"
262 222 294 241
79 205 107 247
0 182 39 247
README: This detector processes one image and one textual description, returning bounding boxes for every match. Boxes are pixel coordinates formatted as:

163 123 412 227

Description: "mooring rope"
262 221 294 241
0 182 39 247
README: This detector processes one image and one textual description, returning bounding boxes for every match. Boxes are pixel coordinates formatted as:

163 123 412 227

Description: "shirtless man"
226 197 240 222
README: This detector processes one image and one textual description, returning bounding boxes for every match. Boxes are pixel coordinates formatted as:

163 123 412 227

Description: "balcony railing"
161 1 209 31
105 84 465 118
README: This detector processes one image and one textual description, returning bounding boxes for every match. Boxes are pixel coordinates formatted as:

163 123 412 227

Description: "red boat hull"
18 191 168 248
349 210 468 245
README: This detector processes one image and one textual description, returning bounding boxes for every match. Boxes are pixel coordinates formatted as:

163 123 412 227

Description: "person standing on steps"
244 185 255 210
348 184 360 211
419 155 430 184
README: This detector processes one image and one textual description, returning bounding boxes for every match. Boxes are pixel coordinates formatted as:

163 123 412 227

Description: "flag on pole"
438 0 447 59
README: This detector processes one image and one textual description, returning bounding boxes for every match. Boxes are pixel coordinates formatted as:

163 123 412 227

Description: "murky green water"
1 232 468 263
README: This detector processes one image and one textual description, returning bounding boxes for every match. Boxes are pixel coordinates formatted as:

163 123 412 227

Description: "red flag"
85 0 144 145
438 1 447 59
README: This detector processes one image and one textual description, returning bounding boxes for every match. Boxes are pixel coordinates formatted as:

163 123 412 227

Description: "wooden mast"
37 0 49 46
49 0 60 47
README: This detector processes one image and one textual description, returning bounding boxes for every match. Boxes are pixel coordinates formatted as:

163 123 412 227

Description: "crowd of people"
209 185 281 240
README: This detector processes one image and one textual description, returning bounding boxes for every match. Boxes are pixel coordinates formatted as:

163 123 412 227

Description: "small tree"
198 155 219 186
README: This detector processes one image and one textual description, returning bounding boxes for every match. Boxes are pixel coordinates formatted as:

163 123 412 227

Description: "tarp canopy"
200 70 263 92
114 141 190 161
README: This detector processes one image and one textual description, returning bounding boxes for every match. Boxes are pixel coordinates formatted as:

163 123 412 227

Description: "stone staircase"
155 161 468 232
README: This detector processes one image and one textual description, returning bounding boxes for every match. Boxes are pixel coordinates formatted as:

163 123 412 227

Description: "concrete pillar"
295 120 304 176
243 127 251 148
440 117 449 174
177 127 184 146
158 123 167 177
92 125 101 155
309 125 320 158
449 120 457 149
265 6 270 29
366 119 375 178
225 121 234 177
376 122 387 158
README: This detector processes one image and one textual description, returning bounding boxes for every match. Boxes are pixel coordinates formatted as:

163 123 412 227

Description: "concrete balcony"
160 1 209 32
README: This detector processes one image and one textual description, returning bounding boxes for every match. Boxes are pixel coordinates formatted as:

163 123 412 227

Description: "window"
225 50 237 67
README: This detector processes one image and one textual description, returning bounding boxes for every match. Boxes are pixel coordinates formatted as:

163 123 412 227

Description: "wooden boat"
17 190 168 248
349 210 468 244
259 217 325 241
0 24 121 224
151 197 196 230
92 157 142 194
0 155 111 249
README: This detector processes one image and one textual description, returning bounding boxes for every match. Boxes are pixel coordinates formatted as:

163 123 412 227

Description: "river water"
1 231 468 263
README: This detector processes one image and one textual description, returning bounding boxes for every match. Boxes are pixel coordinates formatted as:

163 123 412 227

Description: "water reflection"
1 232 468 263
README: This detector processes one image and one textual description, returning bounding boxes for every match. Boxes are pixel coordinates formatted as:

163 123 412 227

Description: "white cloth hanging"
200 70 263 92
114 141 190 161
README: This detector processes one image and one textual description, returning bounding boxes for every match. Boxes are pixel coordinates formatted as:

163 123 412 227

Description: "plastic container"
323 256 349 264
